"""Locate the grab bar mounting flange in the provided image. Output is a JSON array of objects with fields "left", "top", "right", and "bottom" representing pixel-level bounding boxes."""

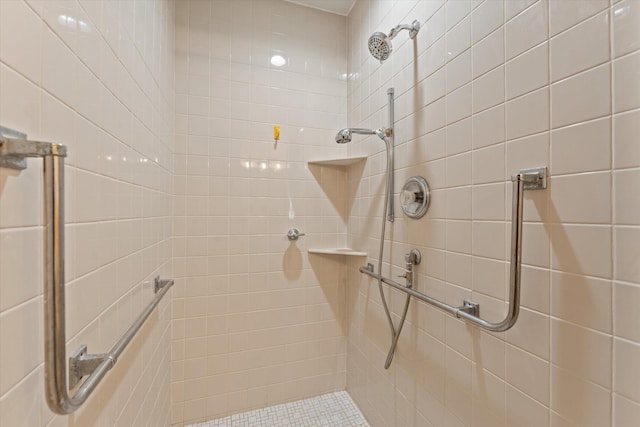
[
  {"left": 0, "top": 125, "right": 67, "bottom": 170},
  {"left": 0, "top": 125, "right": 27, "bottom": 169},
  {"left": 68, "top": 345, "right": 113, "bottom": 390},
  {"left": 456, "top": 300, "right": 479, "bottom": 318},
  {"left": 155, "top": 276, "right": 172, "bottom": 293},
  {"left": 517, "top": 166, "right": 546, "bottom": 190}
]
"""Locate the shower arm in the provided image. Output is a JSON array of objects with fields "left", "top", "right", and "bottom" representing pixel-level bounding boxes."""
[
  {"left": 388, "top": 20, "right": 420, "bottom": 40},
  {"left": 388, "top": 24, "right": 413, "bottom": 39}
]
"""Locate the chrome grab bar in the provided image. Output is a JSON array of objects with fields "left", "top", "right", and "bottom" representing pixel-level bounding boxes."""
[
  {"left": 359, "top": 167, "right": 547, "bottom": 333},
  {"left": 0, "top": 129, "right": 174, "bottom": 414}
]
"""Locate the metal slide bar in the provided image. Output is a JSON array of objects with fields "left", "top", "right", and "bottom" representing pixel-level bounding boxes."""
[
  {"left": 359, "top": 167, "right": 547, "bottom": 333},
  {"left": 386, "top": 88, "right": 394, "bottom": 222},
  {"left": 0, "top": 129, "right": 174, "bottom": 415}
]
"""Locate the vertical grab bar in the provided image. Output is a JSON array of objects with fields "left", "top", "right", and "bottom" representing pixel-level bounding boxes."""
[
  {"left": 0, "top": 131, "right": 174, "bottom": 415},
  {"left": 42, "top": 148, "right": 113, "bottom": 413},
  {"left": 454, "top": 168, "right": 544, "bottom": 331},
  {"left": 42, "top": 149, "right": 78, "bottom": 412}
]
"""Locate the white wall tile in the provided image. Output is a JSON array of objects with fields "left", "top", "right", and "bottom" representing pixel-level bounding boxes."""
[
  {"left": 614, "top": 226, "right": 640, "bottom": 284},
  {"left": 0, "top": 228, "right": 42, "bottom": 312},
  {"left": 446, "top": 83, "right": 472, "bottom": 123},
  {"left": 446, "top": 50, "right": 472, "bottom": 93},
  {"left": 0, "top": 298, "right": 41, "bottom": 396},
  {"left": 614, "top": 393, "right": 640, "bottom": 427},
  {"left": 614, "top": 282, "right": 640, "bottom": 342},
  {"left": 551, "top": 117, "right": 611, "bottom": 175},
  {"left": 614, "top": 338, "right": 640, "bottom": 402},
  {"left": 506, "top": 385, "right": 549, "bottom": 427},
  {"left": 551, "top": 224, "right": 611, "bottom": 279},
  {"left": 472, "top": 104, "right": 504, "bottom": 149},
  {"left": 472, "top": 257, "right": 507, "bottom": 299},
  {"left": 613, "top": 50, "right": 640, "bottom": 113},
  {"left": 507, "top": 307, "right": 550, "bottom": 360},
  {"left": 472, "top": 144, "right": 504, "bottom": 184},
  {"left": 0, "top": 369, "right": 41, "bottom": 427},
  {"left": 471, "top": 0, "right": 503, "bottom": 43},
  {"left": 614, "top": 170, "right": 640, "bottom": 225},
  {"left": 505, "top": 0, "right": 538, "bottom": 21},
  {"left": 0, "top": 0, "right": 42, "bottom": 85},
  {"left": 520, "top": 265, "right": 550, "bottom": 314},
  {"left": 506, "top": 0, "right": 548, "bottom": 60},
  {"left": 0, "top": 64, "right": 41, "bottom": 144},
  {"left": 446, "top": 16, "right": 471, "bottom": 61},
  {"left": 447, "top": 0, "right": 471, "bottom": 31},
  {"left": 551, "top": 64, "right": 611, "bottom": 128},
  {"left": 472, "top": 27, "right": 504, "bottom": 78},
  {"left": 472, "top": 366, "right": 505, "bottom": 427},
  {"left": 612, "top": 0, "right": 640, "bottom": 58},
  {"left": 551, "top": 319, "right": 612, "bottom": 388},
  {"left": 613, "top": 110, "right": 640, "bottom": 169},
  {"left": 506, "top": 41, "right": 548, "bottom": 100},
  {"left": 506, "top": 344, "right": 549, "bottom": 405},
  {"left": 551, "top": 365, "right": 611, "bottom": 427},
  {"left": 472, "top": 182, "right": 505, "bottom": 221},
  {"left": 473, "top": 65, "right": 504, "bottom": 113},
  {"left": 551, "top": 271, "right": 612, "bottom": 333},
  {"left": 549, "top": 0, "right": 609, "bottom": 36},
  {"left": 506, "top": 87, "right": 549, "bottom": 140},
  {"left": 42, "top": 26, "right": 79, "bottom": 110},
  {"left": 550, "top": 172, "right": 611, "bottom": 224},
  {"left": 550, "top": 11, "right": 610, "bottom": 82},
  {"left": 446, "top": 117, "right": 472, "bottom": 156}
]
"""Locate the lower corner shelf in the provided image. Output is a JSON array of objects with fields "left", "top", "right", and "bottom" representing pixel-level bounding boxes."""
[{"left": 308, "top": 248, "right": 367, "bottom": 256}]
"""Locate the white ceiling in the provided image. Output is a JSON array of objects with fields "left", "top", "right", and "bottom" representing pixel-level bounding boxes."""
[{"left": 283, "top": 0, "right": 357, "bottom": 16}]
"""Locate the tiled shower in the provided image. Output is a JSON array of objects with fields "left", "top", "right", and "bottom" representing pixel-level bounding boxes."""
[{"left": 0, "top": 0, "right": 638, "bottom": 426}]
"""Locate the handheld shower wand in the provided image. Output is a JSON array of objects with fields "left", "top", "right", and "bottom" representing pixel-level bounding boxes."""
[
  {"left": 335, "top": 90, "right": 412, "bottom": 370},
  {"left": 368, "top": 20, "right": 420, "bottom": 63},
  {"left": 334, "top": 127, "right": 390, "bottom": 144}
]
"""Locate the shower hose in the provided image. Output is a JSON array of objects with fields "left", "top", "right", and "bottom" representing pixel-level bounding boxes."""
[{"left": 377, "top": 144, "right": 412, "bottom": 369}]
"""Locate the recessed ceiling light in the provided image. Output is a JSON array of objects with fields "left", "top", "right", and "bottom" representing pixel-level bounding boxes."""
[{"left": 270, "top": 55, "right": 287, "bottom": 67}]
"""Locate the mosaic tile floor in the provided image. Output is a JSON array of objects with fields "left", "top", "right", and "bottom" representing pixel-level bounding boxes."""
[{"left": 188, "top": 391, "right": 369, "bottom": 427}]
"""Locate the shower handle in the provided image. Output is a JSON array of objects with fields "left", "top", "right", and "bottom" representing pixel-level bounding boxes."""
[
  {"left": 397, "top": 249, "right": 421, "bottom": 288},
  {"left": 287, "top": 228, "right": 305, "bottom": 241}
]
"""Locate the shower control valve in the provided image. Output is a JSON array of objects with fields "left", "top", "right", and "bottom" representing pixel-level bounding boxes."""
[
  {"left": 398, "top": 270, "right": 413, "bottom": 289},
  {"left": 405, "top": 249, "right": 421, "bottom": 267},
  {"left": 287, "top": 228, "right": 305, "bottom": 241},
  {"left": 399, "top": 249, "right": 422, "bottom": 288}
]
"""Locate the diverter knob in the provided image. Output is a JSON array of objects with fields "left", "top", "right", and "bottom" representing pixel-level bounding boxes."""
[{"left": 400, "top": 176, "right": 430, "bottom": 219}]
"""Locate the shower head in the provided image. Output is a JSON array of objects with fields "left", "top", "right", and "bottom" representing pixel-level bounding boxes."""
[
  {"left": 335, "top": 127, "right": 389, "bottom": 144},
  {"left": 368, "top": 32, "right": 392, "bottom": 63},
  {"left": 368, "top": 19, "right": 420, "bottom": 63},
  {"left": 335, "top": 128, "right": 355, "bottom": 144}
]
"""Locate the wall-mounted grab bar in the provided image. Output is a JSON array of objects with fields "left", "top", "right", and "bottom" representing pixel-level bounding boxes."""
[
  {"left": 359, "top": 167, "right": 547, "bottom": 333},
  {"left": 0, "top": 127, "right": 174, "bottom": 415}
]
